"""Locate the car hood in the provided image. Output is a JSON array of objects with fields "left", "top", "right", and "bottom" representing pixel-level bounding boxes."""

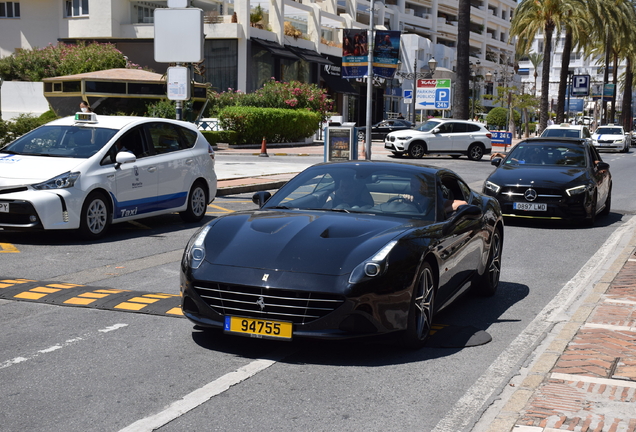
[
  {"left": 200, "top": 210, "right": 418, "bottom": 276},
  {"left": 488, "top": 164, "right": 589, "bottom": 188},
  {"left": 0, "top": 154, "right": 83, "bottom": 186},
  {"left": 592, "top": 133, "right": 623, "bottom": 140},
  {"left": 387, "top": 129, "right": 428, "bottom": 138}
]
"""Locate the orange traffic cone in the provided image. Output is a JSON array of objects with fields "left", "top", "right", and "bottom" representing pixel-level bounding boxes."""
[{"left": 259, "top": 137, "right": 268, "bottom": 157}]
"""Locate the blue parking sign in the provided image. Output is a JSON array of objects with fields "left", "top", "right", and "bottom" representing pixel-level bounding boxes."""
[{"left": 435, "top": 88, "right": 450, "bottom": 109}]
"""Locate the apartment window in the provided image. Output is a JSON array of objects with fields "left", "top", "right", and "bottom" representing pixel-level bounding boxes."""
[
  {"left": 0, "top": 2, "right": 21, "bottom": 18},
  {"left": 65, "top": 0, "right": 88, "bottom": 17},
  {"left": 132, "top": 2, "right": 166, "bottom": 24}
]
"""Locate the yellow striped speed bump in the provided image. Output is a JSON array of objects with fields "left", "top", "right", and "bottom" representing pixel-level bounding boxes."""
[{"left": 0, "top": 278, "right": 183, "bottom": 318}]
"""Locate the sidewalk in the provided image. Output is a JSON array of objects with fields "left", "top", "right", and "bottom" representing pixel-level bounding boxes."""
[{"left": 212, "top": 138, "right": 636, "bottom": 431}]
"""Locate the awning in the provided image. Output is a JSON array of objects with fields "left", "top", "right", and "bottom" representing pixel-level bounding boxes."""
[
  {"left": 252, "top": 38, "right": 299, "bottom": 60},
  {"left": 286, "top": 46, "right": 333, "bottom": 65},
  {"left": 321, "top": 72, "right": 358, "bottom": 95}
]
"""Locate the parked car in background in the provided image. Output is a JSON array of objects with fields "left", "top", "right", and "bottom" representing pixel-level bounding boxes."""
[
  {"left": 384, "top": 119, "right": 492, "bottom": 160},
  {"left": 540, "top": 123, "right": 592, "bottom": 144},
  {"left": 0, "top": 113, "right": 217, "bottom": 239},
  {"left": 591, "top": 125, "right": 629, "bottom": 152},
  {"left": 483, "top": 138, "right": 611, "bottom": 226},
  {"left": 358, "top": 119, "right": 414, "bottom": 140},
  {"left": 181, "top": 161, "right": 504, "bottom": 348}
]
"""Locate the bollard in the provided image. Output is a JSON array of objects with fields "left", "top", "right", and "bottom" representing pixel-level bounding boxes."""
[{"left": 259, "top": 137, "right": 269, "bottom": 157}]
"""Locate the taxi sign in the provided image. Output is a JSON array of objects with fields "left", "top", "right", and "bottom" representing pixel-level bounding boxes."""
[{"left": 74, "top": 112, "right": 98, "bottom": 123}]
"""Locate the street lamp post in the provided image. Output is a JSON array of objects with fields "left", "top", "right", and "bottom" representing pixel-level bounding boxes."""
[{"left": 397, "top": 56, "right": 437, "bottom": 125}]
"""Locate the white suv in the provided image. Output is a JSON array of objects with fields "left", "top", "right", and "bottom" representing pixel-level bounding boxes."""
[{"left": 384, "top": 119, "right": 492, "bottom": 160}]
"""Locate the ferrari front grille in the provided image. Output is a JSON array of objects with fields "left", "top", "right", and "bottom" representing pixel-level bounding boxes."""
[{"left": 193, "top": 283, "right": 345, "bottom": 325}]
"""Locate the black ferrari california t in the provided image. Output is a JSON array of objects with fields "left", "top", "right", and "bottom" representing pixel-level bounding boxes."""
[
  {"left": 483, "top": 138, "right": 611, "bottom": 225},
  {"left": 181, "top": 161, "right": 504, "bottom": 348}
]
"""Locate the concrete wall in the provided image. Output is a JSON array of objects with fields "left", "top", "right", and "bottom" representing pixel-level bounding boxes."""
[{"left": 0, "top": 82, "right": 50, "bottom": 120}]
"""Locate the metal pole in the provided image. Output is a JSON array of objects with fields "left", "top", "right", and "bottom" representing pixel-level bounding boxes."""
[
  {"left": 566, "top": 72, "right": 572, "bottom": 123},
  {"left": 175, "top": 62, "right": 183, "bottom": 121},
  {"left": 412, "top": 56, "right": 417, "bottom": 125},
  {"left": 364, "top": 0, "right": 375, "bottom": 160}
]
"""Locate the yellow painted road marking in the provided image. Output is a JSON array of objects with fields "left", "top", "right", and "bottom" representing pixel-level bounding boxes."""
[
  {"left": 0, "top": 243, "right": 19, "bottom": 253},
  {"left": 114, "top": 302, "right": 147, "bottom": 311},
  {"left": 78, "top": 292, "right": 110, "bottom": 299},
  {"left": 64, "top": 297, "right": 98, "bottom": 305},
  {"left": 15, "top": 292, "right": 47, "bottom": 300},
  {"left": 207, "top": 204, "right": 234, "bottom": 213},
  {"left": 31, "top": 287, "right": 61, "bottom": 294},
  {"left": 128, "top": 296, "right": 160, "bottom": 304},
  {"left": 166, "top": 307, "right": 183, "bottom": 316},
  {"left": 48, "top": 283, "right": 82, "bottom": 289}
]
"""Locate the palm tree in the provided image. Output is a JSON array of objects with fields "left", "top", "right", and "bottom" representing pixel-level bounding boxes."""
[
  {"left": 527, "top": 52, "right": 543, "bottom": 97},
  {"left": 511, "top": 1, "right": 560, "bottom": 133},
  {"left": 453, "top": 0, "right": 472, "bottom": 120}
]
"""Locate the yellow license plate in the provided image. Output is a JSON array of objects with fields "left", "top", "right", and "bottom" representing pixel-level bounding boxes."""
[{"left": 224, "top": 316, "right": 293, "bottom": 340}]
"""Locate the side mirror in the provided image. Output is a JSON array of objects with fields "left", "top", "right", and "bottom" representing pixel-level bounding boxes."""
[
  {"left": 491, "top": 157, "right": 502, "bottom": 167},
  {"left": 596, "top": 161, "right": 610, "bottom": 171},
  {"left": 441, "top": 205, "right": 483, "bottom": 236},
  {"left": 252, "top": 191, "right": 272, "bottom": 207},
  {"left": 432, "top": 128, "right": 440, "bottom": 134},
  {"left": 115, "top": 151, "right": 136, "bottom": 169}
]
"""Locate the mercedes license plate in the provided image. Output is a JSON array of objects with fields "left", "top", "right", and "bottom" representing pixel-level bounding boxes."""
[
  {"left": 224, "top": 316, "right": 292, "bottom": 340},
  {"left": 513, "top": 202, "right": 547, "bottom": 211},
  {"left": 0, "top": 203, "right": 8, "bottom": 213}
]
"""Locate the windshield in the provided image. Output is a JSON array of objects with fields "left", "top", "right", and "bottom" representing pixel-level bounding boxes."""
[
  {"left": 595, "top": 127, "right": 623, "bottom": 135},
  {"left": 416, "top": 120, "right": 441, "bottom": 132},
  {"left": 1, "top": 125, "right": 118, "bottom": 158},
  {"left": 263, "top": 165, "right": 438, "bottom": 221},
  {"left": 504, "top": 144, "right": 587, "bottom": 167}
]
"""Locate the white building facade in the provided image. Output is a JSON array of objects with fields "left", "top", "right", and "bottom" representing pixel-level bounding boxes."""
[{"left": 0, "top": 0, "right": 518, "bottom": 124}]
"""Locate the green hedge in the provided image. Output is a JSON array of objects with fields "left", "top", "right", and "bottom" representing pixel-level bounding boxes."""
[
  {"left": 218, "top": 106, "right": 321, "bottom": 144},
  {"left": 201, "top": 130, "right": 239, "bottom": 146}
]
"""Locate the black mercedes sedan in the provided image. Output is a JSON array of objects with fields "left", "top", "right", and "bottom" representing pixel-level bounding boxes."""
[
  {"left": 357, "top": 119, "right": 414, "bottom": 140},
  {"left": 483, "top": 138, "right": 611, "bottom": 225},
  {"left": 180, "top": 161, "right": 504, "bottom": 348}
]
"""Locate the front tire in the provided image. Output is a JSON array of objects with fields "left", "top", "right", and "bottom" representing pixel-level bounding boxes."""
[
  {"left": 180, "top": 181, "right": 208, "bottom": 223},
  {"left": 473, "top": 228, "right": 502, "bottom": 296},
  {"left": 79, "top": 191, "right": 111, "bottom": 240},
  {"left": 409, "top": 142, "right": 426, "bottom": 159},
  {"left": 401, "top": 262, "right": 436, "bottom": 349},
  {"left": 467, "top": 143, "right": 485, "bottom": 161}
]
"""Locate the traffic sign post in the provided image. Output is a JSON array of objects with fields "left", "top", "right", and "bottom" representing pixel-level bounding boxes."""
[{"left": 415, "top": 79, "right": 452, "bottom": 111}]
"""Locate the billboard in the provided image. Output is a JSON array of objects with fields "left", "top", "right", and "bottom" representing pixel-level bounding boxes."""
[{"left": 342, "top": 29, "right": 401, "bottom": 79}]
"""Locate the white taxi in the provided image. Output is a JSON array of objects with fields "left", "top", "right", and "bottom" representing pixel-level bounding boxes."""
[
  {"left": 591, "top": 125, "right": 629, "bottom": 153},
  {"left": 0, "top": 113, "right": 217, "bottom": 239}
]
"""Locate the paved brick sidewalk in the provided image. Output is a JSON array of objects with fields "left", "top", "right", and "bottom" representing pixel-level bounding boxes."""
[{"left": 483, "top": 228, "right": 636, "bottom": 432}]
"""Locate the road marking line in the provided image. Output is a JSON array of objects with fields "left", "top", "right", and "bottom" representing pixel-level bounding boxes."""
[
  {"left": 0, "top": 243, "right": 19, "bottom": 253},
  {"left": 1, "top": 325, "right": 129, "bottom": 370},
  {"left": 605, "top": 298, "right": 636, "bottom": 306},
  {"left": 118, "top": 349, "right": 294, "bottom": 432}
]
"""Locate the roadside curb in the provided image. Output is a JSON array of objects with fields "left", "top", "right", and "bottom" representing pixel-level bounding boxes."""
[
  {"left": 216, "top": 173, "right": 297, "bottom": 196},
  {"left": 479, "top": 219, "right": 636, "bottom": 431}
]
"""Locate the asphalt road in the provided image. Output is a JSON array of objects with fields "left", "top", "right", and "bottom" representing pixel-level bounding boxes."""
[{"left": 1, "top": 149, "right": 635, "bottom": 432}]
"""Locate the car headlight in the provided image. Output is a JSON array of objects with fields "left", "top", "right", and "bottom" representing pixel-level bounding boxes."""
[
  {"left": 398, "top": 136, "right": 411, "bottom": 140},
  {"left": 348, "top": 240, "right": 398, "bottom": 284},
  {"left": 183, "top": 224, "right": 212, "bottom": 269},
  {"left": 32, "top": 171, "right": 80, "bottom": 190},
  {"left": 614, "top": 139, "right": 624, "bottom": 143},
  {"left": 484, "top": 180, "right": 501, "bottom": 194},
  {"left": 566, "top": 185, "right": 587, "bottom": 196}
]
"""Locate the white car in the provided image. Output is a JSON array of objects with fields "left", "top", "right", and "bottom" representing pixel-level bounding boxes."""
[
  {"left": 0, "top": 113, "right": 217, "bottom": 239},
  {"left": 540, "top": 123, "right": 592, "bottom": 144},
  {"left": 591, "top": 125, "right": 629, "bottom": 153},
  {"left": 384, "top": 119, "right": 492, "bottom": 160}
]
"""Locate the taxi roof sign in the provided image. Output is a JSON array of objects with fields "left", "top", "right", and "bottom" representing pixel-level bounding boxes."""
[{"left": 74, "top": 112, "right": 98, "bottom": 123}]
